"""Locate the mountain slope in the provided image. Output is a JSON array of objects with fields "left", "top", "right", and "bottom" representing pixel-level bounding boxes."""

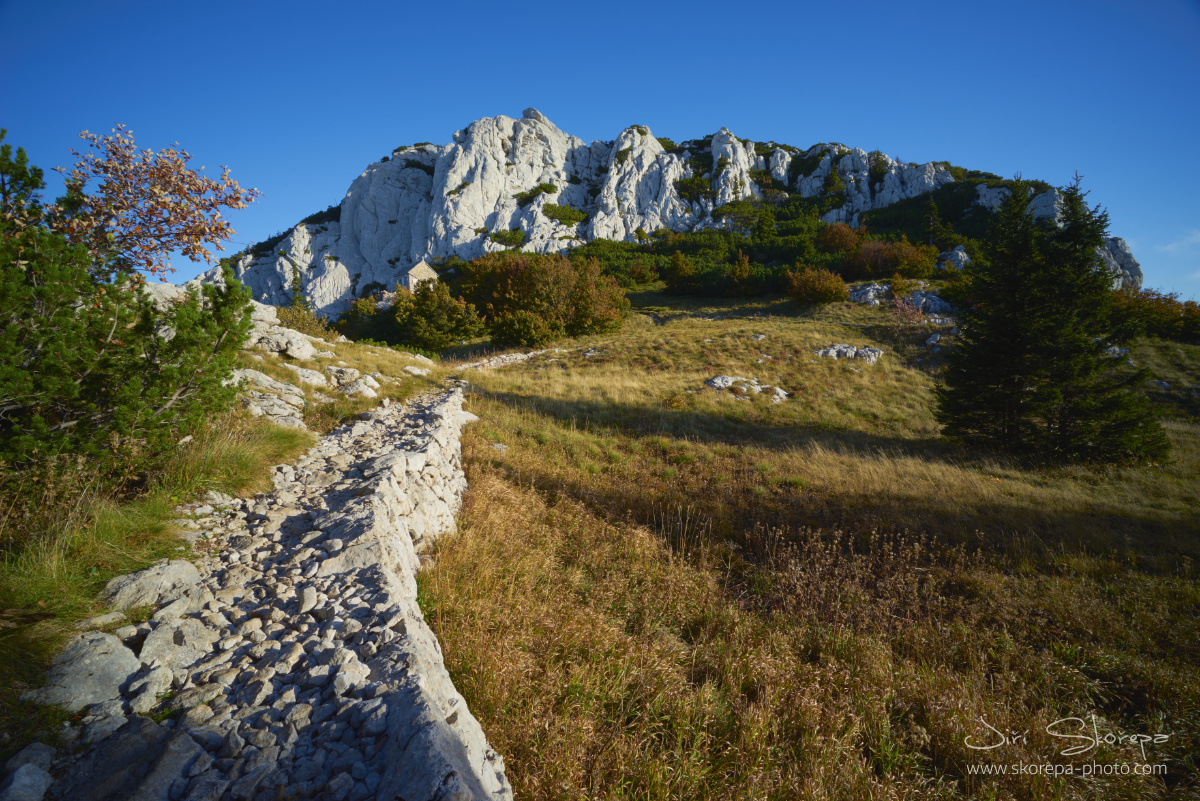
[{"left": 206, "top": 108, "right": 1142, "bottom": 316}]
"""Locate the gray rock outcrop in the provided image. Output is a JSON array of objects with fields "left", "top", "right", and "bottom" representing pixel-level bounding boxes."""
[
  {"left": 0, "top": 764, "right": 53, "bottom": 801},
  {"left": 21, "top": 632, "right": 141, "bottom": 712},
  {"left": 705, "top": 375, "right": 788, "bottom": 403},
  {"left": 816, "top": 344, "right": 885, "bottom": 365},
  {"left": 99, "top": 560, "right": 201, "bottom": 611}
]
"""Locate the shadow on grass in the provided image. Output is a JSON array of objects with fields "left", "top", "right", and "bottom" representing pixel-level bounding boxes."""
[
  {"left": 476, "top": 386, "right": 957, "bottom": 458},
  {"left": 470, "top": 388, "right": 1200, "bottom": 561}
]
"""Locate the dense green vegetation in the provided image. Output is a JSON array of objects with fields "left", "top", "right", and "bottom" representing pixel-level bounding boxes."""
[
  {"left": 514, "top": 182, "right": 557, "bottom": 207},
  {"left": 542, "top": 203, "right": 589, "bottom": 226},
  {"left": 0, "top": 129, "right": 255, "bottom": 479},
  {"left": 489, "top": 228, "right": 526, "bottom": 248}
]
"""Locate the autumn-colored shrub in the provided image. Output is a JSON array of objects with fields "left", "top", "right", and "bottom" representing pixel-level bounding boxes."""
[
  {"left": 848, "top": 235, "right": 938, "bottom": 279},
  {"left": 277, "top": 304, "right": 336, "bottom": 339},
  {"left": 459, "top": 253, "right": 630, "bottom": 348},
  {"left": 1109, "top": 287, "right": 1200, "bottom": 344},
  {"left": 816, "top": 222, "right": 860, "bottom": 255},
  {"left": 889, "top": 272, "right": 916, "bottom": 298},
  {"left": 629, "top": 260, "right": 659, "bottom": 284},
  {"left": 786, "top": 266, "right": 849, "bottom": 305}
]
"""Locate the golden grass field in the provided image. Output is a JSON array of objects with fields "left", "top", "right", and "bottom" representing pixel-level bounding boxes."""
[{"left": 421, "top": 294, "right": 1200, "bottom": 799}]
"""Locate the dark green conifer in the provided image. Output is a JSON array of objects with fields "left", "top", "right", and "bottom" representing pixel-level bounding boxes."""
[{"left": 935, "top": 180, "right": 1169, "bottom": 462}]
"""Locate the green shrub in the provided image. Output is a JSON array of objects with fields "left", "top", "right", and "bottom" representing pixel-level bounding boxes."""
[
  {"left": 299, "top": 204, "right": 341, "bottom": 226},
  {"left": 615, "top": 148, "right": 632, "bottom": 166},
  {"left": 335, "top": 295, "right": 398, "bottom": 343},
  {"left": 655, "top": 138, "right": 676, "bottom": 152},
  {"left": 489, "top": 229, "right": 526, "bottom": 248},
  {"left": 359, "top": 281, "right": 386, "bottom": 298},
  {"left": 868, "top": 150, "right": 888, "bottom": 187},
  {"left": 823, "top": 164, "right": 845, "bottom": 195},
  {"left": 402, "top": 159, "right": 435, "bottom": 177},
  {"left": 0, "top": 232, "right": 251, "bottom": 470},
  {"left": 543, "top": 204, "right": 588, "bottom": 226},
  {"left": 788, "top": 152, "right": 823, "bottom": 184},
  {"left": 785, "top": 266, "right": 848, "bottom": 304},
  {"left": 674, "top": 175, "right": 714, "bottom": 204},
  {"left": 459, "top": 253, "right": 629, "bottom": 347},
  {"left": 393, "top": 281, "right": 484, "bottom": 351},
  {"left": 514, "top": 183, "right": 556, "bottom": 207},
  {"left": 490, "top": 309, "right": 560, "bottom": 348}
]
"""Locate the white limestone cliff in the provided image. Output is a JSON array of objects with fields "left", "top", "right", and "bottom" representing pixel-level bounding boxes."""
[{"left": 204, "top": 108, "right": 1143, "bottom": 315}]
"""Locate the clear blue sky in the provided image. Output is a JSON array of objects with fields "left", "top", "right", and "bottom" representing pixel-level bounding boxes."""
[{"left": 3, "top": 0, "right": 1198, "bottom": 296}]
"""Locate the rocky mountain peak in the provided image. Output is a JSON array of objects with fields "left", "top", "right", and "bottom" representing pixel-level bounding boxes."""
[{"left": 206, "top": 110, "right": 1143, "bottom": 316}]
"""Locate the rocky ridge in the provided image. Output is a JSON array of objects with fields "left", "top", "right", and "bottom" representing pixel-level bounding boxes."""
[
  {"left": 18, "top": 388, "right": 511, "bottom": 801},
  {"left": 204, "top": 109, "right": 1142, "bottom": 317}
]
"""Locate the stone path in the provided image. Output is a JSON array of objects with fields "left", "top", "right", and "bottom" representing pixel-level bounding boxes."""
[{"left": 15, "top": 387, "right": 510, "bottom": 801}]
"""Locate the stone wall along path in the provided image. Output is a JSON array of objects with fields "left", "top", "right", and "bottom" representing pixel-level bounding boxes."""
[{"left": 28, "top": 387, "right": 510, "bottom": 801}]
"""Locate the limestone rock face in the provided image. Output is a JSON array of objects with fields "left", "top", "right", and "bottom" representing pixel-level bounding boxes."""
[
  {"left": 200, "top": 108, "right": 1145, "bottom": 314},
  {"left": 794, "top": 146, "right": 955, "bottom": 225},
  {"left": 591, "top": 125, "right": 696, "bottom": 242},
  {"left": 1097, "top": 237, "right": 1144, "bottom": 290}
]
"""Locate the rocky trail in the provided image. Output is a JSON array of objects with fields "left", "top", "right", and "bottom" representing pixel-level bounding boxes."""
[{"left": 6, "top": 388, "right": 510, "bottom": 801}]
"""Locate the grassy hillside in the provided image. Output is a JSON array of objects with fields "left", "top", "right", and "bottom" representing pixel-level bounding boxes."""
[{"left": 424, "top": 294, "right": 1200, "bottom": 799}]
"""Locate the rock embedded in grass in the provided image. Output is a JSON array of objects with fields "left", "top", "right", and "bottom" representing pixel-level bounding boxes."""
[
  {"left": 99, "top": 560, "right": 201, "bottom": 611},
  {"left": 815, "top": 344, "right": 884, "bottom": 365},
  {"left": 705, "top": 376, "right": 788, "bottom": 403},
  {"left": 20, "top": 632, "right": 141, "bottom": 712}
]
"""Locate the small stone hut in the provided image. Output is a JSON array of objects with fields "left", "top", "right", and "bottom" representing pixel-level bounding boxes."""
[{"left": 398, "top": 259, "right": 439, "bottom": 291}]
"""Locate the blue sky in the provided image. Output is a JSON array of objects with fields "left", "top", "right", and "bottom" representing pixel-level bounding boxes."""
[{"left": 2, "top": 0, "right": 1198, "bottom": 296}]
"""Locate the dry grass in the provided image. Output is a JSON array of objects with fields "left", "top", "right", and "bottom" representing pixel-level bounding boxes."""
[
  {"left": 0, "top": 411, "right": 313, "bottom": 760},
  {"left": 421, "top": 296, "right": 1200, "bottom": 799}
]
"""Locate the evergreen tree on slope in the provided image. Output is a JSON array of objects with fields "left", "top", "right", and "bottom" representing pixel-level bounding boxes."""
[{"left": 935, "top": 179, "right": 1168, "bottom": 462}]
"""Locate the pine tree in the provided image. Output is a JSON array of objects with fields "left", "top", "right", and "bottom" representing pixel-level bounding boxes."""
[
  {"left": 289, "top": 262, "right": 309, "bottom": 312},
  {"left": 935, "top": 180, "right": 1169, "bottom": 462}
]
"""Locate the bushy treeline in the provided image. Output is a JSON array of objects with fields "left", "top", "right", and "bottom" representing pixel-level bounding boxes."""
[
  {"left": 1109, "top": 288, "right": 1200, "bottom": 345},
  {"left": 335, "top": 253, "right": 629, "bottom": 350},
  {"left": 566, "top": 198, "right": 941, "bottom": 297},
  {"left": 0, "top": 128, "right": 256, "bottom": 480}
]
